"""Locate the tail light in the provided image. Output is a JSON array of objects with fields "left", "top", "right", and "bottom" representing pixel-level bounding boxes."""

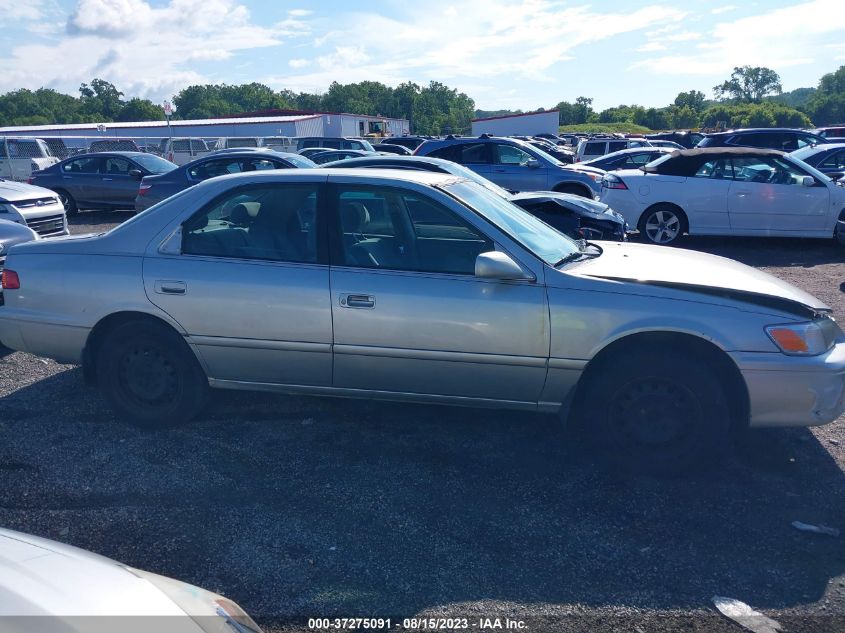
[
  {"left": 138, "top": 183, "right": 152, "bottom": 196},
  {"left": 167, "top": 152, "right": 174, "bottom": 162},
  {"left": 1, "top": 269, "right": 20, "bottom": 290},
  {"left": 27, "top": 176, "right": 35, "bottom": 184},
  {"left": 602, "top": 174, "right": 628, "bottom": 190}
]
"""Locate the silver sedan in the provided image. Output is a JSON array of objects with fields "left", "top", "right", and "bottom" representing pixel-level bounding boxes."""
[{"left": 1, "top": 169, "right": 844, "bottom": 472}]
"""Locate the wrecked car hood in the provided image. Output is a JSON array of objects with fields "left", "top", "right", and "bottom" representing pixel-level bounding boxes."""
[{"left": 564, "top": 241, "right": 830, "bottom": 314}]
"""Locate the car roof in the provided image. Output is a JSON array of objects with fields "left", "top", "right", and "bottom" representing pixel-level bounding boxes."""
[
  {"left": 201, "top": 167, "right": 463, "bottom": 187},
  {"left": 670, "top": 147, "right": 785, "bottom": 157},
  {"left": 62, "top": 151, "right": 148, "bottom": 159},
  {"left": 705, "top": 128, "right": 819, "bottom": 136},
  {"left": 592, "top": 147, "right": 670, "bottom": 157}
]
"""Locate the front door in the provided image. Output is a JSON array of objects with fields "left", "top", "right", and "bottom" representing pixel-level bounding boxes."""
[
  {"left": 490, "top": 143, "right": 546, "bottom": 192},
  {"left": 143, "top": 181, "right": 333, "bottom": 386},
  {"left": 90, "top": 156, "right": 141, "bottom": 208},
  {"left": 728, "top": 156, "right": 830, "bottom": 233},
  {"left": 328, "top": 182, "right": 549, "bottom": 404}
]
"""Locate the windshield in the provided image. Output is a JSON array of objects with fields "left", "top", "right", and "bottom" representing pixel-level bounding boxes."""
[
  {"left": 133, "top": 154, "right": 177, "bottom": 174},
  {"left": 443, "top": 180, "right": 580, "bottom": 264}
]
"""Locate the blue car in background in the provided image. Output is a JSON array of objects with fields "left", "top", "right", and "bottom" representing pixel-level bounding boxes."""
[{"left": 414, "top": 135, "right": 604, "bottom": 198}]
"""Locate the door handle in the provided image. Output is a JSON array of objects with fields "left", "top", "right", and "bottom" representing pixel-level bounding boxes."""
[
  {"left": 154, "top": 280, "right": 187, "bottom": 295},
  {"left": 62, "top": 176, "right": 72, "bottom": 179},
  {"left": 339, "top": 293, "right": 375, "bottom": 309},
  {"left": 735, "top": 190, "right": 751, "bottom": 197},
  {"left": 101, "top": 177, "right": 113, "bottom": 181}
]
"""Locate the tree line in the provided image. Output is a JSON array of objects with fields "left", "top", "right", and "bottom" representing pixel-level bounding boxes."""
[{"left": 1, "top": 65, "right": 844, "bottom": 134}]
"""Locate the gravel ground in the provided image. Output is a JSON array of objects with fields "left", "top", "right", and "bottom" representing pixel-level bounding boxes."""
[{"left": 1, "top": 211, "right": 845, "bottom": 632}]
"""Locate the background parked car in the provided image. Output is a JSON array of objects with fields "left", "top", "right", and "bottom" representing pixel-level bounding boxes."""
[
  {"left": 528, "top": 140, "right": 575, "bottom": 163},
  {"left": 0, "top": 137, "right": 59, "bottom": 181},
  {"left": 212, "top": 136, "right": 261, "bottom": 150},
  {"left": 645, "top": 131, "right": 704, "bottom": 148},
  {"left": 87, "top": 139, "right": 140, "bottom": 153},
  {"left": 599, "top": 147, "right": 845, "bottom": 245},
  {"left": 296, "top": 136, "right": 375, "bottom": 152},
  {"left": 647, "top": 140, "right": 685, "bottom": 150},
  {"left": 575, "top": 137, "right": 652, "bottom": 162},
  {"left": 299, "top": 147, "right": 333, "bottom": 159},
  {"left": 372, "top": 143, "right": 413, "bottom": 155},
  {"left": 416, "top": 135, "right": 604, "bottom": 197},
  {"left": 813, "top": 125, "right": 845, "bottom": 138},
  {"left": 0, "top": 178, "right": 67, "bottom": 238},
  {"left": 0, "top": 218, "right": 38, "bottom": 272},
  {"left": 581, "top": 147, "right": 673, "bottom": 171},
  {"left": 698, "top": 128, "right": 828, "bottom": 151},
  {"left": 321, "top": 154, "right": 626, "bottom": 240},
  {"left": 135, "top": 150, "right": 315, "bottom": 212},
  {"left": 30, "top": 152, "right": 177, "bottom": 215},
  {"left": 380, "top": 136, "right": 427, "bottom": 151},
  {"left": 0, "top": 527, "right": 263, "bottom": 631},
  {"left": 789, "top": 142, "right": 845, "bottom": 180},
  {"left": 309, "top": 149, "right": 375, "bottom": 165},
  {"left": 160, "top": 137, "right": 212, "bottom": 165}
]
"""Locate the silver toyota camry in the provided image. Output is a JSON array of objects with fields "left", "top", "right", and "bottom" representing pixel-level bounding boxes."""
[{"left": 1, "top": 169, "right": 843, "bottom": 470}]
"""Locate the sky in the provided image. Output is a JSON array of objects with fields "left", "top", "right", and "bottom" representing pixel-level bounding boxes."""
[{"left": 1, "top": 0, "right": 844, "bottom": 113}]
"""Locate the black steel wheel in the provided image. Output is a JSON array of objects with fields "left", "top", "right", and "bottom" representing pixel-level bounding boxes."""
[{"left": 96, "top": 319, "right": 208, "bottom": 429}]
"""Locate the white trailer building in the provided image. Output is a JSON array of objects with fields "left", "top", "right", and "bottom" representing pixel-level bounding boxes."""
[{"left": 471, "top": 109, "right": 560, "bottom": 137}]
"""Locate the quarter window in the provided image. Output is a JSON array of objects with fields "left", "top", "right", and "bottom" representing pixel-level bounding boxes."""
[
  {"left": 182, "top": 184, "right": 319, "bottom": 263},
  {"left": 336, "top": 186, "right": 491, "bottom": 275}
]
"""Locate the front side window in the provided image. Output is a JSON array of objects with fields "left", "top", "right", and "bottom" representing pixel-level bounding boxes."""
[
  {"left": 182, "top": 184, "right": 319, "bottom": 263},
  {"left": 621, "top": 152, "right": 657, "bottom": 168},
  {"left": 244, "top": 158, "right": 282, "bottom": 171},
  {"left": 493, "top": 144, "right": 534, "bottom": 166},
  {"left": 608, "top": 141, "right": 627, "bottom": 152},
  {"left": 102, "top": 157, "right": 132, "bottom": 175},
  {"left": 820, "top": 150, "right": 845, "bottom": 171},
  {"left": 732, "top": 156, "right": 806, "bottom": 185},
  {"left": 336, "top": 186, "right": 491, "bottom": 275}
]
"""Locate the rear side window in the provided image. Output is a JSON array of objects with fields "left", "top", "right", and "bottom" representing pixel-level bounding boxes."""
[
  {"left": 63, "top": 157, "right": 101, "bottom": 173},
  {"left": 583, "top": 142, "right": 605, "bottom": 156},
  {"left": 188, "top": 158, "right": 242, "bottom": 180},
  {"left": 429, "top": 143, "right": 490, "bottom": 164},
  {"left": 819, "top": 150, "right": 845, "bottom": 170},
  {"left": 608, "top": 141, "right": 627, "bottom": 152}
]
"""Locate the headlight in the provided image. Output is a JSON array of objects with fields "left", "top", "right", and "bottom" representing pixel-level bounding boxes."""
[{"left": 765, "top": 318, "right": 841, "bottom": 356}]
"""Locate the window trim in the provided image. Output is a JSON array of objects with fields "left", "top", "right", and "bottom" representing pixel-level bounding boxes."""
[{"left": 177, "top": 182, "right": 329, "bottom": 265}]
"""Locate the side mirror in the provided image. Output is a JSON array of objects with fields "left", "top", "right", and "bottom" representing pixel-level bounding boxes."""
[
  {"left": 475, "top": 251, "right": 534, "bottom": 281},
  {"left": 526, "top": 159, "right": 541, "bottom": 169},
  {"left": 801, "top": 176, "right": 816, "bottom": 187},
  {"left": 128, "top": 169, "right": 143, "bottom": 179}
]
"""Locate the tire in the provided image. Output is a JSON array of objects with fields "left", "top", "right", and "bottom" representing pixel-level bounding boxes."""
[
  {"left": 55, "top": 189, "right": 78, "bottom": 216},
  {"left": 638, "top": 204, "right": 686, "bottom": 245},
  {"left": 554, "top": 184, "right": 592, "bottom": 198},
  {"left": 573, "top": 349, "right": 731, "bottom": 475},
  {"left": 95, "top": 320, "right": 209, "bottom": 429},
  {"left": 835, "top": 219, "right": 845, "bottom": 246}
]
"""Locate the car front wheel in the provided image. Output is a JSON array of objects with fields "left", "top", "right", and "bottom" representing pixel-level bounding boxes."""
[
  {"left": 96, "top": 319, "right": 209, "bottom": 429},
  {"left": 574, "top": 349, "right": 731, "bottom": 474},
  {"left": 54, "top": 189, "right": 78, "bottom": 216},
  {"left": 639, "top": 204, "right": 685, "bottom": 245}
]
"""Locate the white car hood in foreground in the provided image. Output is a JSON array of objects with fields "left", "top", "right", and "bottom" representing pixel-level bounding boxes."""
[
  {"left": 568, "top": 241, "right": 830, "bottom": 313},
  {"left": 0, "top": 529, "right": 187, "bottom": 618}
]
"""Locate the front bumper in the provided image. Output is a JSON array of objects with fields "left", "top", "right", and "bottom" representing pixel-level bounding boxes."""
[{"left": 731, "top": 342, "right": 845, "bottom": 427}]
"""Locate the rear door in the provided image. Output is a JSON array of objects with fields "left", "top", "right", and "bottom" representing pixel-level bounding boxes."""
[
  {"left": 58, "top": 156, "right": 102, "bottom": 205},
  {"left": 143, "top": 181, "right": 332, "bottom": 385},
  {"left": 728, "top": 155, "right": 830, "bottom": 233},
  {"left": 429, "top": 143, "right": 493, "bottom": 181}
]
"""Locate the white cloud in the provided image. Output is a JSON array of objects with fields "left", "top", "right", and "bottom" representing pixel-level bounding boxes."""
[
  {"left": 631, "top": 0, "right": 844, "bottom": 76},
  {"left": 0, "top": 0, "right": 43, "bottom": 20},
  {"left": 0, "top": 0, "right": 290, "bottom": 100},
  {"left": 289, "top": 58, "right": 310, "bottom": 68},
  {"left": 263, "top": 0, "right": 687, "bottom": 96},
  {"left": 711, "top": 5, "right": 737, "bottom": 14},
  {"left": 636, "top": 42, "right": 667, "bottom": 52},
  {"left": 288, "top": 9, "right": 311, "bottom": 17}
]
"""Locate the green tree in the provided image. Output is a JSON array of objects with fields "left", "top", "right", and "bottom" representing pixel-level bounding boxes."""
[
  {"left": 674, "top": 90, "right": 706, "bottom": 111},
  {"left": 116, "top": 98, "right": 165, "bottom": 122},
  {"left": 806, "top": 65, "right": 845, "bottom": 125},
  {"left": 714, "top": 66, "right": 782, "bottom": 103},
  {"left": 79, "top": 78, "right": 124, "bottom": 120}
]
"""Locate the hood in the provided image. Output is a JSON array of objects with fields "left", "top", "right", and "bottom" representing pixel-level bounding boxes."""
[
  {"left": 511, "top": 191, "right": 621, "bottom": 222},
  {"left": 0, "top": 180, "right": 59, "bottom": 203},
  {"left": 564, "top": 165, "right": 606, "bottom": 177},
  {"left": 568, "top": 241, "right": 830, "bottom": 316},
  {"left": 0, "top": 529, "right": 186, "bottom": 617}
]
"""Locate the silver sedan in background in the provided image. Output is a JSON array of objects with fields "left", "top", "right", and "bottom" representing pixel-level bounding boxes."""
[{"left": 1, "top": 169, "right": 844, "bottom": 473}]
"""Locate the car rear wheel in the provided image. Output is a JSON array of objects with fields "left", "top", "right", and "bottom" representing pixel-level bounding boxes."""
[
  {"left": 574, "top": 350, "right": 731, "bottom": 474},
  {"left": 96, "top": 320, "right": 209, "bottom": 429},
  {"left": 639, "top": 204, "right": 685, "bottom": 245},
  {"left": 54, "top": 189, "right": 78, "bottom": 216}
]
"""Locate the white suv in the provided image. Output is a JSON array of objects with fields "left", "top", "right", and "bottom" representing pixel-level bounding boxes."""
[
  {"left": 0, "top": 137, "right": 59, "bottom": 181},
  {"left": 575, "top": 137, "right": 652, "bottom": 162}
]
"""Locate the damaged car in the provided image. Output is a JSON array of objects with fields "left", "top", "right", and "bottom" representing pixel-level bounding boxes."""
[{"left": 1, "top": 169, "right": 843, "bottom": 474}]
